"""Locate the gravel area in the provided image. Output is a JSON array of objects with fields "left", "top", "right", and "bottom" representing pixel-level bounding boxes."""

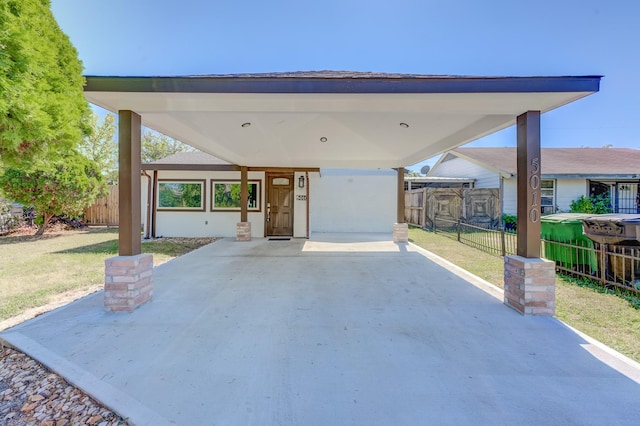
[{"left": 0, "top": 347, "right": 128, "bottom": 426}]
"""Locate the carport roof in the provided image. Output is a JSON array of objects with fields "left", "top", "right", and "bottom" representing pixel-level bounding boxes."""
[{"left": 84, "top": 71, "right": 601, "bottom": 168}]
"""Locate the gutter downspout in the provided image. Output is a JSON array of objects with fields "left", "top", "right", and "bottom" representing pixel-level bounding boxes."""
[
  {"left": 500, "top": 175, "right": 505, "bottom": 223},
  {"left": 305, "top": 171, "right": 310, "bottom": 239},
  {"left": 151, "top": 170, "right": 158, "bottom": 238},
  {"left": 142, "top": 171, "right": 152, "bottom": 239}
]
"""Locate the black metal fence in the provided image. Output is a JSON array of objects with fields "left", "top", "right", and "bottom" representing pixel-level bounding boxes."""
[{"left": 429, "top": 217, "right": 640, "bottom": 293}]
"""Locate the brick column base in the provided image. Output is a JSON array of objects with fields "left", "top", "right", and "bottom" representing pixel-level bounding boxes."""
[
  {"left": 104, "top": 254, "right": 153, "bottom": 312},
  {"left": 393, "top": 223, "right": 409, "bottom": 243},
  {"left": 236, "top": 222, "right": 251, "bottom": 241},
  {"left": 504, "top": 255, "right": 555, "bottom": 316}
]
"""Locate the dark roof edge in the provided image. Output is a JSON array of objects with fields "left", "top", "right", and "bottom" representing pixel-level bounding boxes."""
[
  {"left": 141, "top": 164, "right": 240, "bottom": 171},
  {"left": 84, "top": 75, "right": 602, "bottom": 95}
]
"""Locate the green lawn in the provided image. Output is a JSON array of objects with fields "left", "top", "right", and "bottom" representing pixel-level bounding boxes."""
[
  {"left": 409, "top": 226, "right": 640, "bottom": 363},
  {"left": 0, "top": 227, "right": 215, "bottom": 322}
]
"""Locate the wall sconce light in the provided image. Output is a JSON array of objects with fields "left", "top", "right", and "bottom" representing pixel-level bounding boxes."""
[{"left": 298, "top": 175, "right": 305, "bottom": 189}]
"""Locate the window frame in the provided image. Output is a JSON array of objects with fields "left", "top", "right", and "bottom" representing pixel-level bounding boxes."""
[
  {"left": 210, "top": 179, "right": 261, "bottom": 212},
  {"left": 157, "top": 179, "right": 206, "bottom": 212},
  {"left": 540, "top": 179, "right": 555, "bottom": 215}
]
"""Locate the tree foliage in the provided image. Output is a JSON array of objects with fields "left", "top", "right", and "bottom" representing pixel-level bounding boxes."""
[
  {"left": 0, "top": 0, "right": 91, "bottom": 166},
  {"left": 78, "top": 113, "right": 117, "bottom": 183},
  {"left": 0, "top": 152, "right": 106, "bottom": 235},
  {"left": 141, "top": 130, "right": 195, "bottom": 164}
]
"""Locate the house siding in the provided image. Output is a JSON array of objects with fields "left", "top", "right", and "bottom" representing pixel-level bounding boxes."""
[
  {"left": 556, "top": 179, "right": 587, "bottom": 212},
  {"left": 503, "top": 178, "right": 517, "bottom": 215},
  {"left": 501, "top": 178, "right": 586, "bottom": 215},
  {"left": 431, "top": 157, "right": 499, "bottom": 187}
]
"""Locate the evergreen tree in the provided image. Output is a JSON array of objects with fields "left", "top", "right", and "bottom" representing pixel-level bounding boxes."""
[{"left": 0, "top": 0, "right": 91, "bottom": 166}]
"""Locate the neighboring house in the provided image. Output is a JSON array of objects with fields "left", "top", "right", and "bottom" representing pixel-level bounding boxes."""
[
  {"left": 427, "top": 147, "right": 640, "bottom": 215},
  {"left": 141, "top": 152, "right": 396, "bottom": 238},
  {"left": 0, "top": 197, "right": 23, "bottom": 217}
]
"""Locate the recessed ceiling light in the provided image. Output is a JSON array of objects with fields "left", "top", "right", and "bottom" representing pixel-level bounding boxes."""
[
  {"left": 241, "top": 122, "right": 251, "bottom": 128},
  {"left": 399, "top": 122, "right": 409, "bottom": 128},
  {"left": 320, "top": 137, "right": 328, "bottom": 143}
]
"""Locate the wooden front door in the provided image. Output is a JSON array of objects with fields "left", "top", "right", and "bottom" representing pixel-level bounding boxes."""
[{"left": 266, "top": 174, "right": 294, "bottom": 236}]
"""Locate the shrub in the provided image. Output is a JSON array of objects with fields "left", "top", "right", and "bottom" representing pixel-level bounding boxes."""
[
  {"left": 569, "top": 194, "right": 612, "bottom": 214},
  {"left": 502, "top": 214, "right": 517, "bottom": 231}
]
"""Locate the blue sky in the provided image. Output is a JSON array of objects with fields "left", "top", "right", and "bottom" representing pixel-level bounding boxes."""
[{"left": 51, "top": 0, "right": 639, "bottom": 172}]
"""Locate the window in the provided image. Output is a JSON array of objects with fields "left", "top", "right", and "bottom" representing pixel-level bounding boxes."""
[
  {"left": 211, "top": 180, "right": 261, "bottom": 211},
  {"left": 158, "top": 180, "right": 205, "bottom": 211},
  {"left": 541, "top": 180, "right": 555, "bottom": 214}
]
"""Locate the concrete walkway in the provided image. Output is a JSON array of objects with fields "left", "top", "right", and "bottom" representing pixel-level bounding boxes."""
[{"left": 2, "top": 234, "right": 640, "bottom": 425}]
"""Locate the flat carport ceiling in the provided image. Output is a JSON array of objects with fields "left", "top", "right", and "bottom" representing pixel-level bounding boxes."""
[{"left": 84, "top": 72, "right": 600, "bottom": 168}]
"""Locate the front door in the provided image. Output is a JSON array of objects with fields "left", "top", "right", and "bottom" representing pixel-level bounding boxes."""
[{"left": 266, "top": 174, "right": 294, "bottom": 236}]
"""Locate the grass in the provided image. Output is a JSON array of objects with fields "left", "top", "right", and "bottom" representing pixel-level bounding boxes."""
[
  {"left": 0, "top": 227, "right": 215, "bottom": 322},
  {"left": 409, "top": 226, "right": 640, "bottom": 363}
]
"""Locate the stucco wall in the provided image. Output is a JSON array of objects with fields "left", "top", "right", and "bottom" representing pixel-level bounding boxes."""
[
  {"left": 309, "top": 169, "right": 397, "bottom": 233},
  {"left": 147, "top": 168, "right": 397, "bottom": 237},
  {"left": 151, "top": 170, "right": 265, "bottom": 238}
]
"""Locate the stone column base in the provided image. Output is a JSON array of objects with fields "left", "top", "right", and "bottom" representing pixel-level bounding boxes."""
[
  {"left": 236, "top": 222, "right": 251, "bottom": 241},
  {"left": 504, "top": 255, "right": 555, "bottom": 316},
  {"left": 104, "top": 254, "right": 153, "bottom": 312},
  {"left": 393, "top": 223, "right": 409, "bottom": 243}
]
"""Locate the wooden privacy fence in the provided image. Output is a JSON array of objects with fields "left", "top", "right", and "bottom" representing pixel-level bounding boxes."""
[
  {"left": 83, "top": 185, "right": 119, "bottom": 225},
  {"left": 405, "top": 187, "right": 500, "bottom": 229}
]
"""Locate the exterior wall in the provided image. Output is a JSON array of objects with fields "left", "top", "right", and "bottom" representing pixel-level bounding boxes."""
[
  {"left": 431, "top": 157, "right": 500, "bottom": 188},
  {"left": 556, "top": 179, "right": 587, "bottom": 212},
  {"left": 151, "top": 170, "right": 265, "bottom": 238},
  {"left": 309, "top": 169, "right": 396, "bottom": 233},
  {"left": 293, "top": 171, "right": 308, "bottom": 238},
  {"left": 148, "top": 168, "right": 397, "bottom": 237},
  {"left": 503, "top": 178, "right": 517, "bottom": 215},
  {"left": 502, "top": 178, "right": 588, "bottom": 215}
]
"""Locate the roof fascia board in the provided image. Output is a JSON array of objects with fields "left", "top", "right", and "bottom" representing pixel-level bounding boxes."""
[
  {"left": 542, "top": 174, "right": 640, "bottom": 180},
  {"left": 84, "top": 75, "right": 601, "bottom": 95},
  {"left": 247, "top": 167, "right": 321, "bottom": 173},
  {"left": 141, "top": 164, "right": 240, "bottom": 171}
]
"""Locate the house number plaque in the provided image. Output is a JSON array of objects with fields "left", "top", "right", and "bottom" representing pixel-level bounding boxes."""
[{"left": 529, "top": 157, "right": 540, "bottom": 223}]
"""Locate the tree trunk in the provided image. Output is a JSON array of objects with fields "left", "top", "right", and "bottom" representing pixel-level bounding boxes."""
[{"left": 34, "top": 212, "right": 54, "bottom": 236}]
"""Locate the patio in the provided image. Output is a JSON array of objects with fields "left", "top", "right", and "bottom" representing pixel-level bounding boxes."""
[{"left": 1, "top": 235, "right": 639, "bottom": 425}]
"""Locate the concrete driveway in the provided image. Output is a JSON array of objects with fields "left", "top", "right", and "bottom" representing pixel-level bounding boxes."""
[{"left": 2, "top": 234, "right": 640, "bottom": 425}]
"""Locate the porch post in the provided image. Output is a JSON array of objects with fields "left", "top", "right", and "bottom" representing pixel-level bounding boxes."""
[
  {"left": 516, "top": 111, "right": 541, "bottom": 258},
  {"left": 504, "top": 111, "right": 555, "bottom": 316},
  {"left": 118, "top": 110, "right": 142, "bottom": 257},
  {"left": 236, "top": 166, "right": 251, "bottom": 241},
  {"left": 394, "top": 167, "right": 408, "bottom": 243},
  {"left": 103, "top": 110, "right": 153, "bottom": 312}
]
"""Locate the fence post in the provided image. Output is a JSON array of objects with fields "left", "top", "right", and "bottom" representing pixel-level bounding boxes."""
[
  {"left": 432, "top": 215, "right": 436, "bottom": 234},
  {"left": 599, "top": 243, "right": 607, "bottom": 284},
  {"left": 457, "top": 219, "right": 461, "bottom": 242},
  {"left": 500, "top": 228, "right": 506, "bottom": 257}
]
